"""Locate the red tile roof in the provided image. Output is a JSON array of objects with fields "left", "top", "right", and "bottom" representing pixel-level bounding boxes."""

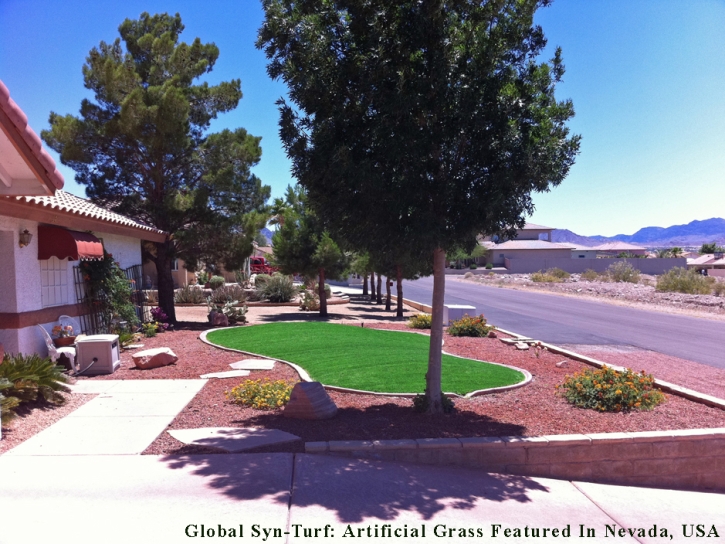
[
  {"left": 6, "top": 190, "right": 166, "bottom": 237},
  {"left": 0, "top": 80, "right": 64, "bottom": 192}
]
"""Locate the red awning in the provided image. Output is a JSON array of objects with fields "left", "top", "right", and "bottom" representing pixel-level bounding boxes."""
[{"left": 37, "top": 226, "right": 104, "bottom": 261}]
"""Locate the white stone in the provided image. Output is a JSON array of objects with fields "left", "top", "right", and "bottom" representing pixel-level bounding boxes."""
[
  {"left": 229, "top": 359, "right": 275, "bottom": 370},
  {"left": 200, "top": 370, "right": 251, "bottom": 379}
]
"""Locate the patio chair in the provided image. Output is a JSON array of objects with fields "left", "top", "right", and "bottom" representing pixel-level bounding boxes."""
[{"left": 37, "top": 325, "right": 77, "bottom": 373}]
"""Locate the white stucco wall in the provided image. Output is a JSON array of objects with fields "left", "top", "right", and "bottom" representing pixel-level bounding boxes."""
[{"left": 97, "top": 232, "right": 141, "bottom": 270}]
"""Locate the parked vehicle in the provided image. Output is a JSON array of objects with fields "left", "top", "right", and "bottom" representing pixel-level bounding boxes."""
[{"left": 249, "top": 257, "right": 278, "bottom": 275}]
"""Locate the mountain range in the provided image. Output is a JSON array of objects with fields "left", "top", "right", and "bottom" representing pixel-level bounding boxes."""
[{"left": 551, "top": 218, "right": 725, "bottom": 248}]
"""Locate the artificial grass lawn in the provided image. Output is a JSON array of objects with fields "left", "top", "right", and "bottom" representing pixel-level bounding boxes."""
[{"left": 207, "top": 322, "right": 524, "bottom": 395}]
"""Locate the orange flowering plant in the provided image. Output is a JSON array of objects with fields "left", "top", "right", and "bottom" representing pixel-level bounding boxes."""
[
  {"left": 447, "top": 314, "right": 493, "bottom": 337},
  {"left": 558, "top": 365, "right": 665, "bottom": 412},
  {"left": 51, "top": 324, "right": 74, "bottom": 338}
]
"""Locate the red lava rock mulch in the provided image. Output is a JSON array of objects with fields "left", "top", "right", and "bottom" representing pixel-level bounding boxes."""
[{"left": 131, "top": 322, "right": 725, "bottom": 456}]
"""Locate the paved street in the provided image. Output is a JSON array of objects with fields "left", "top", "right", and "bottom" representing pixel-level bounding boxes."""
[{"left": 401, "top": 277, "right": 725, "bottom": 369}]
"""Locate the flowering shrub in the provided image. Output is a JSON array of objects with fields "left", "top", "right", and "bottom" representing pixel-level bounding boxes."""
[
  {"left": 558, "top": 365, "right": 665, "bottom": 412},
  {"left": 299, "top": 290, "right": 320, "bottom": 311},
  {"left": 150, "top": 307, "right": 169, "bottom": 323},
  {"left": 407, "top": 313, "right": 432, "bottom": 329},
  {"left": 447, "top": 314, "right": 492, "bottom": 337},
  {"left": 225, "top": 379, "right": 296, "bottom": 410}
]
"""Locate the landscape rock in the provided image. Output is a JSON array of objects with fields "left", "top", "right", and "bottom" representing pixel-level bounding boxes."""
[
  {"left": 209, "top": 311, "right": 229, "bottom": 327},
  {"left": 132, "top": 347, "right": 178, "bottom": 370},
  {"left": 229, "top": 359, "right": 275, "bottom": 370},
  {"left": 487, "top": 330, "right": 498, "bottom": 338},
  {"left": 200, "top": 370, "right": 251, "bottom": 379},
  {"left": 556, "top": 361, "right": 569, "bottom": 368},
  {"left": 284, "top": 382, "right": 337, "bottom": 420},
  {"left": 514, "top": 342, "right": 529, "bottom": 351}
]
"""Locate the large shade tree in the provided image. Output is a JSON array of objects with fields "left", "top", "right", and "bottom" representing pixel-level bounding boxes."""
[
  {"left": 43, "top": 12, "right": 270, "bottom": 322},
  {"left": 259, "top": 0, "right": 579, "bottom": 412}
]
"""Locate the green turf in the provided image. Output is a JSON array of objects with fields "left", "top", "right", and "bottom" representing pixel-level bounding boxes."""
[{"left": 207, "top": 322, "right": 524, "bottom": 395}]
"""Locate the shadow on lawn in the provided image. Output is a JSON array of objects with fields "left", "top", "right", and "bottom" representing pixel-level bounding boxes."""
[{"left": 161, "top": 451, "right": 549, "bottom": 524}]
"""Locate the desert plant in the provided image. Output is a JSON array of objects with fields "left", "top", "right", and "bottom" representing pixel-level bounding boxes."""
[
  {"left": 208, "top": 275, "right": 226, "bottom": 290},
  {"left": 142, "top": 322, "right": 158, "bottom": 337},
  {"left": 712, "top": 281, "right": 725, "bottom": 297},
  {"left": 558, "top": 365, "right": 665, "bottom": 412},
  {"left": 144, "top": 290, "right": 159, "bottom": 304},
  {"left": 299, "top": 290, "right": 320, "bottom": 311},
  {"left": 469, "top": 263, "right": 478, "bottom": 269},
  {"left": 412, "top": 392, "right": 454, "bottom": 414},
  {"left": 485, "top": 263, "right": 493, "bottom": 270},
  {"left": 225, "top": 378, "right": 296, "bottom": 410},
  {"left": 463, "top": 271, "right": 474, "bottom": 279},
  {"left": 175, "top": 284, "right": 206, "bottom": 304},
  {"left": 209, "top": 284, "right": 247, "bottom": 305},
  {"left": 311, "top": 282, "right": 332, "bottom": 299},
  {"left": 447, "top": 314, "right": 492, "bottom": 337},
  {"left": 258, "top": 274, "right": 297, "bottom": 303},
  {"left": 0, "top": 353, "right": 70, "bottom": 405},
  {"left": 580, "top": 269, "right": 599, "bottom": 282},
  {"left": 254, "top": 273, "right": 272, "bottom": 288},
  {"left": 656, "top": 267, "right": 712, "bottom": 295},
  {"left": 1, "top": 379, "right": 21, "bottom": 423},
  {"left": 606, "top": 261, "right": 640, "bottom": 283},
  {"left": 234, "top": 269, "right": 250, "bottom": 287},
  {"left": 408, "top": 313, "right": 432, "bottom": 329},
  {"left": 531, "top": 270, "right": 564, "bottom": 283},
  {"left": 546, "top": 268, "right": 570, "bottom": 280}
]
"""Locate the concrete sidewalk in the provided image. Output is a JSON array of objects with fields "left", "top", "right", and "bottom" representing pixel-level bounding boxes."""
[
  {"left": 3, "top": 379, "right": 205, "bottom": 456},
  {"left": 0, "top": 452, "right": 723, "bottom": 544}
]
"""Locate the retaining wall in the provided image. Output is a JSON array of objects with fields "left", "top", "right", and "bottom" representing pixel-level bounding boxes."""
[{"left": 307, "top": 428, "right": 725, "bottom": 493}]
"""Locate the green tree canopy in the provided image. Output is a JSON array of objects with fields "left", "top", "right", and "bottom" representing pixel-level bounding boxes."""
[
  {"left": 258, "top": 0, "right": 579, "bottom": 412},
  {"left": 43, "top": 12, "right": 270, "bottom": 321}
]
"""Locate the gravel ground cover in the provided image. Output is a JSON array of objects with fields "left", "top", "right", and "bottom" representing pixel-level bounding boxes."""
[{"left": 456, "top": 273, "right": 725, "bottom": 320}]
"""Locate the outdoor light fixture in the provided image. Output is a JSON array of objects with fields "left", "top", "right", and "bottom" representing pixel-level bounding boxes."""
[{"left": 18, "top": 229, "right": 32, "bottom": 248}]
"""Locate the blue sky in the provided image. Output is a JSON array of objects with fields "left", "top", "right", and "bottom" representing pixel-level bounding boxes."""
[{"left": 2, "top": 0, "right": 724, "bottom": 237}]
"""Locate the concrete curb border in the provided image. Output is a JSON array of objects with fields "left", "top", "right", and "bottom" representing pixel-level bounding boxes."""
[{"left": 199, "top": 326, "right": 531, "bottom": 399}]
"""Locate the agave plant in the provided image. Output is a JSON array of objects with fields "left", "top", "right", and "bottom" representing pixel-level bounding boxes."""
[{"left": 0, "top": 353, "right": 70, "bottom": 405}]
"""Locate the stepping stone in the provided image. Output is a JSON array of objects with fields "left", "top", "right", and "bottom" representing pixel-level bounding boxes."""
[
  {"left": 125, "top": 344, "right": 144, "bottom": 349},
  {"left": 284, "top": 382, "right": 337, "bottom": 419},
  {"left": 168, "top": 427, "right": 300, "bottom": 452},
  {"left": 200, "top": 370, "right": 251, "bottom": 379},
  {"left": 229, "top": 359, "right": 275, "bottom": 370},
  {"left": 515, "top": 342, "right": 530, "bottom": 351}
]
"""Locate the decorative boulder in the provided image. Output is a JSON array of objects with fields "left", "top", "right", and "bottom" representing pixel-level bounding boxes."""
[
  {"left": 284, "top": 382, "right": 337, "bottom": 420},
  {"left": 132, "top": 347, "right": 178, "bottom": 370},
  {"left": 209, "top": 311, "right": 229, "bottom": 327}
]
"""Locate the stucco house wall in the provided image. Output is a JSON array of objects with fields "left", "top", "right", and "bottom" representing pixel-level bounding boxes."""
[{"left": 490, "top": 248, "right": 572, "bottom": 266}]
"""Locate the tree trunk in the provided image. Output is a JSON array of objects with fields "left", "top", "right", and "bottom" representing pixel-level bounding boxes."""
[
  {"left": 396, "top": 264, "right": 404, "bottom": 318},
  {"left": 362, "top": 273, "right": 369, "bottom": 296},
  {"left": 155, "top": 240, "right": 177, "bottom": 324},
  {"left": 425, "top": 247, "right": 446, "bottom": 414},
  {"left": 385, "top": 276, "right": 391, "bottom": 311},
  {"left": 376, "top": 274, "right": 382, "bottom": 304},
  {"left": 370, "top": 271, "right": 376, "bottom": 301},
  {"left": 318, "top": 268, "right": 327, "bottom": 317}
]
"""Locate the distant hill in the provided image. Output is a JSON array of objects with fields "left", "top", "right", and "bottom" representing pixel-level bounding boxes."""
[
  {"left": 552, "top": 218, "right": 725, "bottom": 248},
  {"left": 259, "top": 227, "right": 274, "bottom": 245}
]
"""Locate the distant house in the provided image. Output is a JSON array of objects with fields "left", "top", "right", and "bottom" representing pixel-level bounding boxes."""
[
  {"left": 0, "top": 80, "right": 165, "bottom": 356},
  {"left": 688, "top": 253, "right": 725, "bottom": 278},
  {"left": 480, "top": 223, "right": 573, "bottom": 266},
  {"left": 589, "top": 241, "right": 647, "bottom": 257}
]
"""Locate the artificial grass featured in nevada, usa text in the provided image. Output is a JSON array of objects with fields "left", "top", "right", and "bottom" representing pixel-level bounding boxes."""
[{"left": 207, "top": 322, "right": 524, "bottom": 395}]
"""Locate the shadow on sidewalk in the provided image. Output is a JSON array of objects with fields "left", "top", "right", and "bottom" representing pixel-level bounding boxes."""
[{"left": 162, "top": 452, "right": 550, "bottom": 523}]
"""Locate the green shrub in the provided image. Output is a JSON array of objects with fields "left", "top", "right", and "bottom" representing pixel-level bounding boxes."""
[
  {"left": 0, "top": 353, "right": 69, "bottom": 406},
  {"left": 312, "top": 282, "right": 332, "bottom": 300},
  {"left": 606, "top": 261, "right": 640, "bottom": 283},
  {"left": 299, "top": 290, "right": 320, "bottom": 311},
  {"left": 412, "top": 392, "right": 455, "bottom": 414},
  {"left": 408, "top": 313, "right": 432, "bottom": 329},
  {"left": 546, "top": 268, "right": 570, "bottom": 280},
  {"left": 713, "top": 281, "right": 725, "bottom": 297},
  {"left": 175, "top": 284, "right": 206, "bottom": 304},
  {"left": 234, "top": 269, "right": 249, "bottom": 287},
  {"left": 142, "top": 322, "right": 158, "bottom": 337},
  {"left": 209, "top": 284, "right": 247, "bottom": 305},
  {"left": 447, "top": 314, "right": 492, "bottom": 337},
  {"left": 254, "top": 273, "right": 272, "bottom": 288},
  {"left": 197, "top": 270, "right": 211, "bottom": 285},
  {"left": 208, "top": 275, "right": 226, "bottom": 290},
  {"left": 531, "top": 270, "right": 563, "bottom": 283},
  {"left": 580, "top": 269, "right": 599, "bottom": 282},
  {"left": 258, "top": 274, "right": 297, "bottom": 303},
  {"left": 1, "top": 378, "right": 21, "bottom": 424},
  {"left": 485, "top": 263, "right": 493, "bottom": 270},
  {"left": 469, "top": 263, "right": 478, "bottom": 269},
  {"left": 558, "top": 365, "right": 665, "bottom": 412},
  {"left": 225, "top": 378, "right": 296, "bottom": 410},
  {"left": 207, "top": 298, "right": 247, "bottom": 324},
  {"left": 656, "top": 267, "right": 712, "bottom": 294}
]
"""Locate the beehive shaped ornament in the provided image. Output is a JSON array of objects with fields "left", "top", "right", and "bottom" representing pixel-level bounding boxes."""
[{"left": 283, "top": 382, "right": 338, "bottom": 419}]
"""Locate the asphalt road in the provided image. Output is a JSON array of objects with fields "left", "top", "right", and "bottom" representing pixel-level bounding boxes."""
[{"left": 402, "top": 276, "right": 725, "bottom": 369}]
